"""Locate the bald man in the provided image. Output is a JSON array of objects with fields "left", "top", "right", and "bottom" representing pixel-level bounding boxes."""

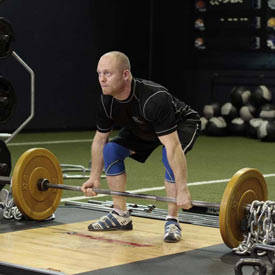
[{"left": 81, "top": 51, "right": 201, "bottom": 243}]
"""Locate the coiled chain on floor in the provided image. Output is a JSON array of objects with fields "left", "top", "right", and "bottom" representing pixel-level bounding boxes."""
[
  {"left": 233, "top": 200, "right": 275, "bottom": 255},
  {"left": 0, "top": 188, "right": 23, "bottom": 220}
]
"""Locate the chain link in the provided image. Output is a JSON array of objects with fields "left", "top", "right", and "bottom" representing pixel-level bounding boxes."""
[
  {"left": 0, "top": 188, "right": 55, "bottom": 222},
  {"left": 2, "top": 190, "right": 23, "bottom": 221},
  {"left": 233, "top": 200, "right": 275, "bottom": 256},
  {"left": 0, "top": 188, "right": 23, "bottom": 220}
]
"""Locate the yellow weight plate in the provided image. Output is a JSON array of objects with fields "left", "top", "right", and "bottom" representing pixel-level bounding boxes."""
[
  {"left": 12, "top": 148, "right": 63, "bottom": 220},
  {"left": 219, "top": 168, "right": 268, "bottom": 248}
]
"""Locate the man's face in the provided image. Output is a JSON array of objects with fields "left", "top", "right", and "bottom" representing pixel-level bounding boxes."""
[{"left": 97, "top": 55, "right": 125, "bottom": 96}]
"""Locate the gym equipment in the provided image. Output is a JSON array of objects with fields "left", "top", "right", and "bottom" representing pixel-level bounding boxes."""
[
  {"left": 234, "top": 244, "right": 275, "bottom": 274},
  {"left": 246, "top": 118, "right": 264, "bottom": 139},
  {"left": 259, "top": 103, "right": 275, "bottom": 120},
  {"left": 257, "top": 120, "right": 275, "bottom": 142},
  {"left": 0, "top": 140, "right": 11, "bottom": 191},
  {"left": 0, "top": 76, "right": 16, "bottom": 124},
  {"left": 66, "top": 200, "right": 220, "bottom": 228},
  {"left": 203, "top": 102, "right": 220, "bottom": 119},
  {"left": 228, "top": 117, "right": 246, "bottom": 136},
  {"left": 250, "top": 85, "right": 272, "bottom": 108},
  {"left": 219, "top": 168, "right": 267, "bottom": 248},
  {"left": 205, "top": 117, "right": 228, "bottom": 136},
  {"left": 239, "top": 104, "right": 257, "bottom": 122},
  {"left": 230, "top": 86, "right": 251, "bottom": 109},
  {"left": 0, "top": 147, "right": 268, "bottom": 249},
  {"left": 1, "top": 51, "right": 35, "bottom": 144},
  {"left": 221, "top": 102, "right": 238, "bottom": 122},
  {"left": 0, "top": 16, "right": 35, "bottom": 143},
  {"left": 0, "top": 17, "right": 14, "bottom": 58},
  {"left": 61, "top": 164, "right": 106, "bottom": 180},
  {"left": 200, "top": 117, "right": 208, "bottom": 134},
  {"left": 234, "top": 258, "right": 267, "bottom": 275}
]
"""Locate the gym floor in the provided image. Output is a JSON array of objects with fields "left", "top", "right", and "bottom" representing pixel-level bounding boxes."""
[{"left": 1, "top": 131, "right": 275, "bottom": 275}]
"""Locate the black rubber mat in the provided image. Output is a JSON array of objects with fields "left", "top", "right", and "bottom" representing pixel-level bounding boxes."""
[{"left": 75, "top": 244, "right": 241, "bottom": 275}]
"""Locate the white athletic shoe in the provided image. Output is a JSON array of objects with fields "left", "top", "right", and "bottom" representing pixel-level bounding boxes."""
[
  {"left": 88, "top": 210, "right": 133, "bottom": 231},
  {"left": 164, "top": 220, "right": 182, "bottom": 243}
]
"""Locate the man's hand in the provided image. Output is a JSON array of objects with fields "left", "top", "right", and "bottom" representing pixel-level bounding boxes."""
[
  {"left": 81, "top": 178, "right": 100, "bottom": 196},
  {"left": 176, "top": 187, "right": 192, "bottom": 209},
  {"left": 81, "top": 130, "right": 110, "bottom": 196}
]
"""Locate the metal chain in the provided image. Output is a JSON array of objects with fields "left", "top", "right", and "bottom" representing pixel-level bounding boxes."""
[
  {"left": 233, "top": 200, "right": 275, "bottom": 255},
  {"left": 2, "top": 193, "right": 23, "bottom": 221},
  {"left": 1, "top": 187, "right": 55, "bottom": 221},
  {"left": 0, "top": 188, "right": 23, "bottom": 221}
]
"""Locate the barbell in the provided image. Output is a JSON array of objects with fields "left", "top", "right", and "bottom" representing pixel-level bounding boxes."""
[{"left": 0, "top": 148, "right": 268, "bottom": 249}]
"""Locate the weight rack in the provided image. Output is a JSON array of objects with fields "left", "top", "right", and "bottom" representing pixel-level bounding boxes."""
[{"left": 65, "top": 200, "right": 220, "bottom": 228}]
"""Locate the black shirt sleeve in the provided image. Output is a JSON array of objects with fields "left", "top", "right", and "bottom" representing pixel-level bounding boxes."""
[
  {"left": 144, "top": 92, "right": 178, "bottom": 136},
  {"left": 96, "top": 95, "right": 114, "bottom": 133}
]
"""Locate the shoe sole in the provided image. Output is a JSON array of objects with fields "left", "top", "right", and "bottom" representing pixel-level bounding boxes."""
[
  {"left": 88, "top": 226, "right": 133, "bottom": 232},
  {"left": 88, "top": 221, "right": 133, "bottom": 231},
  {"left": 164, "top": 238, "right": 181, "bottom": 243}
]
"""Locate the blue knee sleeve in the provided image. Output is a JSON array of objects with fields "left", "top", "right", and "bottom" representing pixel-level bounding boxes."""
[
  {"left": 103, "top": 142, "right": 130, "bottom": 176},
  {"left": 162, "top": 147, "right": 175, "bottom": 183}
]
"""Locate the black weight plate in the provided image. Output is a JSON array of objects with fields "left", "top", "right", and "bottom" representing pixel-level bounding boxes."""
[
  {"left": 0, "top": 17, "right": 14, "bottom": 58},
  {"left": 0, "top": 76, "right": 16, "bottom": 123},
  {"left": 0, "top": 140, "right": 11, "bottom": 190}
]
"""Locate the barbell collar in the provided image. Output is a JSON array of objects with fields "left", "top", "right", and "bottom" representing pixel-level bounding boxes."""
[{"left": 0, "top": 175, "right": 11, "bottom": 184}]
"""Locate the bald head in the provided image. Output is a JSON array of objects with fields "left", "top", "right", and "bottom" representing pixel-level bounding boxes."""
[
  {"left": 100, "top": 51, "right": 131, "bottom": 72},
  {"left": 97, "top": 51, "right": 132, "bottom": 99}
]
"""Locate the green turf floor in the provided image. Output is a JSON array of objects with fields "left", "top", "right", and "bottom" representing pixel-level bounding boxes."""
[{"left": 6, "top": 131, "right": 275, "bottom": 209}]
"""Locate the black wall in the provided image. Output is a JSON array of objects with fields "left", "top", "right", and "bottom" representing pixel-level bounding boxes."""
[
  {"left": 0, "top": 0, "right": 274, "bottom": 133},
  {"left": 0, "top": 0, "right": 151, "bottom": 132},
  {"left": 153, "top": 1, "right": 275, "bottom": 113}
]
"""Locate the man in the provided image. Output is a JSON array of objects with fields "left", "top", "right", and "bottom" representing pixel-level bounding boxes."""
[{"left": 81, "top": 51, "right": 200, "bottom": 242}]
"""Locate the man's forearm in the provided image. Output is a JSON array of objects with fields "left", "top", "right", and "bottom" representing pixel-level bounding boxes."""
[
  {"left": 90, "top": 142, "right": 104, "bottom": 178},
  {"left": 167, "top": 144, "right": 188, "bottom": 189}
]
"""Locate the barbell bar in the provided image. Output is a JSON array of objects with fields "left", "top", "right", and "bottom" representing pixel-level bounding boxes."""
[
  {"left": 1, "top": 175, "right": 221, "bottom": 208},
  {"left": 39, "top": 179, "right": 222, "bottom": 207},
  {"left": 2, "top": 148, "right": 269, "bottom": 249}
]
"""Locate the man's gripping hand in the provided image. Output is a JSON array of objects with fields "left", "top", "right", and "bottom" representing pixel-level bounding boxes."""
[
  {"left": 81, "top": 178, "right": 100, "bottom": 196},
  {"left": 176, "top": 186, "right": 192, "bottom": 210}
]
